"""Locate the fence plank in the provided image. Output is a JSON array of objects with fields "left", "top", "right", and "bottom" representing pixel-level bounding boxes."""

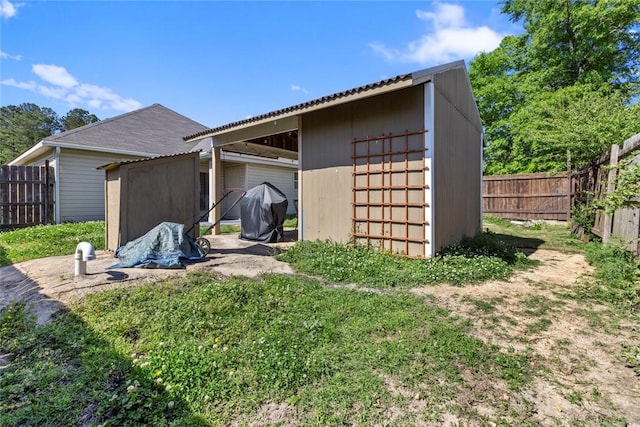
[
  {"left": 0, "top": 165, "right": 55, "bottom": 229},
  {"left": 602, "top": 144, "right": 620, "bottom": 244},
  {"left": 482, "top": 172, "right": 570, "bottom": 221}
]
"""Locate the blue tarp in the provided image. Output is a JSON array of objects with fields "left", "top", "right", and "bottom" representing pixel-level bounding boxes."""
[{"left": 110, "top": 222, "right": 203, "bottom": 269}]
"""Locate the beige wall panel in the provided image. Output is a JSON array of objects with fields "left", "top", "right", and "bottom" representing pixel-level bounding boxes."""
[
  {"left": 390, "top": 223, "right": 408, "bottom": 238},
  {"left": 105, "top": 153, "right": 199, "bottom": 250},
  {"left": 105, "top": 170, "right": 121, "bottom": 252},
  {"left": 301, "top": 86, "right": 424, "bottom": 244},
  {"left": 433, "top": 90, "right": 482, "bottom": 251},
  {"left": 432, "top": 67, "right": 482, "bottom": 131}
]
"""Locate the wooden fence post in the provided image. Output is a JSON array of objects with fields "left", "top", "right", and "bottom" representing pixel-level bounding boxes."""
[{"left": 602, "top": 144, "right": 620, "bottom": 244}]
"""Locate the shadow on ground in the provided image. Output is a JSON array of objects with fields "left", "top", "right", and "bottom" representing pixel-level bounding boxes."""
[{"left": 493, "top": 233, "right": 545, "bottom": 255}]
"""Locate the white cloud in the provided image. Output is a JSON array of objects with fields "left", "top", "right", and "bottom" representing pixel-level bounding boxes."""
[
  {"left": 0, "top": 50, "right": 22, "bottom": 61},
  {"left": 0, "top": 0, "right": 21, "bottom": 18},
  {"left": 1, "top": 64, "right": 142, "bottom": 113},
  {"left": 371, "top": 2, "right": 507, "bottom": 66},
  {"left": 1, "top": 77, "right": 36, "bottom": 90},
  {"left": 33, "top": 64, "right": 78, "bottom": 88},
  {"left": 290, "top": 84, "right": 309, "bottom": 94}
]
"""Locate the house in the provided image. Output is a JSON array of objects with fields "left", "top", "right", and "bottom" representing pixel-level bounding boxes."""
[
  {"left": 8, "top": 104, "right": 298, "bottom": 224},
  {"left": 185, "top": 60, "right": 483, "bottom": 257}
]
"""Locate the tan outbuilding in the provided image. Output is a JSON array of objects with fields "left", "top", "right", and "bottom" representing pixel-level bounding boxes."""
[
  {"left": 185, "top": 61, "right": 483, "bottom": 258},
  {"left": 100, "top": 152, "right": 200, "bottom": 251}
]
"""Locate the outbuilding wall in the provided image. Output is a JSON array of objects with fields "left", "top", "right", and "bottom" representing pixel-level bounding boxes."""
[
  {"left": 104, "top": 152, "right": 200, "bottom": 251},
  {"left": 300, "top": 85, "right": 425, "bottom": 255},
  {"left": 432, "top": 68, "right": 483, "bottom": 251}
]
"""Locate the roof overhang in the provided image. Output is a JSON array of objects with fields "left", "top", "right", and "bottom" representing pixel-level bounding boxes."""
[
  {"left": 182, "top": 60, "right": 477, "bottom": 156},
  {"left": 183, "top": 76, "right": 415, "bottom": 144},
  {"left": 8, "top": 140, "right": 196, "bottom": 166}
]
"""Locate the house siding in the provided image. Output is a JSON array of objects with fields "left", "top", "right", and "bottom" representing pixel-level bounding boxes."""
[
  {"left": 246, "top": 163, "right": 297, "bottom": 215},
  {"left": 58, "top": 149, "right": 140, "bottom": 222}
]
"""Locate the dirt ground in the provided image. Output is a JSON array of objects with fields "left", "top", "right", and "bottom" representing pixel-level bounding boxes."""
[
  {"left": 2, "top": 232, "right": 639, "bottom": 425},
  {"left": 413, "top": 249, "right": 640, "bottom": 425}
]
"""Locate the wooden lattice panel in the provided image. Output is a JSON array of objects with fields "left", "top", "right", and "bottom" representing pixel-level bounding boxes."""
[{"left": 352, "top": 130, "right": 428, "bottom": 257}]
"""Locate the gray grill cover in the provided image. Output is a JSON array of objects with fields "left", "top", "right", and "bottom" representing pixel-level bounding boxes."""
[{"left": 240, "top": 182, "right": 288, "bottom": 242}]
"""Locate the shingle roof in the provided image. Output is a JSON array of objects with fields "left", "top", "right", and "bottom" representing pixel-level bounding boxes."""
[{"left": 47, "top": 103, "right": 209, "bottom": 155}]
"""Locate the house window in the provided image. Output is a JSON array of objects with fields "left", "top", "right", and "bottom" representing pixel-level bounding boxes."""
[
  {"left": 294, "top": 171, "right": 298, "bottom": 190},
  {"left": 200, "top": 173, "right": 209, "bottom": 211}
]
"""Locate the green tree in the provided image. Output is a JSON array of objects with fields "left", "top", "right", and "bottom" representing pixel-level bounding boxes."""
[
  {"left": 0, "top": 103, "right": 62, "bottom": 164},
  {"left": 508, "top": 85, "right": 640, "bottom": 172},
  {"left": 470, "top": 0, "right": 640, "bottom": 174},
  {"left": 502, "top": 0, "right": 640, "bottom": 91},
  {"left": 61, "top": 108, "right": 99, "bottom": 131}
]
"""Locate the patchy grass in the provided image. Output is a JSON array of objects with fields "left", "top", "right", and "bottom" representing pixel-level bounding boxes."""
[
  {"left": 578, "top": 242, "right": 640, "bottom": 311},
  {"left": 483, "top": 216, "right": 585, "bottom": 253},
  {"left": 2, "top": 218, "right": 639, "bottom": 424},
  {"left": 0, "top": 222, "right": 104, "bottom": 266},
  {"left": 278, "top": 231, "right": 535, "bottom": 287},
  {"left": 0, "top": 273, "right": 532, "bottom": 425}
]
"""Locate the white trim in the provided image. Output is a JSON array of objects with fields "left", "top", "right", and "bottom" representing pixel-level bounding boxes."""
[
  {"left": 9, "top": 140, "right": 176, "bottom": 165},
  {"left": 8, "top": 141, "right": 46, "bottom": 165},
  {"left": 424, "top": 82, "right": 435, "bottom": 258},
  {"left": 221, "top": 151, "right": 298, "bottom": 168},
  {"left": 297, "top": 115, "right": 303, "bottom": 241},
  {"left": 43, "top": 141, "right": 165, "bottom": 158},
  {"left": 54, "top": 147, "right": 61, "bottom": 224}
]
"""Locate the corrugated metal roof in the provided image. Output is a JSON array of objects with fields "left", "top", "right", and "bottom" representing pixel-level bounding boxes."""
[
  {"left": 183, "top": 73, "right": 413, "bottom": 142},
  {"left": 97, "top": 150, "right": 201, "bottom": 171}
]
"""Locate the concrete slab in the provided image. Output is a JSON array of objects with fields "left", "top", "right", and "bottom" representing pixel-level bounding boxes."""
[{"left": 1, "top": 232, "right": 297, "bottom": 323}]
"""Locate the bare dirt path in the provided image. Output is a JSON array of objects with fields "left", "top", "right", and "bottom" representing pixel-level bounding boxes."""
[{"left": 413, "top": 249, "right": 640, "bottom": 425}]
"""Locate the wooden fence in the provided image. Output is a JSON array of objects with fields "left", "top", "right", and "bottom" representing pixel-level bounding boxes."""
[
  {"left": 584, "top": 134, "right": 640, "bottom": 254},
  {"left": 0, "top": 163, "right": 55, "bottom": 230},
  {"left": 483, "top": 133, "right": 640, "bottom": 254},
  {"left": 482, "top": 172, "right": 572, "bottom": 221}
]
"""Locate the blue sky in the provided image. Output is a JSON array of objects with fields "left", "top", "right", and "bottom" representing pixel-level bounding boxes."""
[{"left": 1, "top": 0, "right": 519, "bottom": 128}]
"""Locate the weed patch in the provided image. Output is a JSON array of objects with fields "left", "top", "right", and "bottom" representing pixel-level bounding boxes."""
[
  {"left": 278, "top": 231, "right": 534, "bottom": 287},
  {"left": 578, "top": 243, "right": 640, "bottom": 311},
  {"left": 0, "top": 302, "right": 200, "bottom": 426}
]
